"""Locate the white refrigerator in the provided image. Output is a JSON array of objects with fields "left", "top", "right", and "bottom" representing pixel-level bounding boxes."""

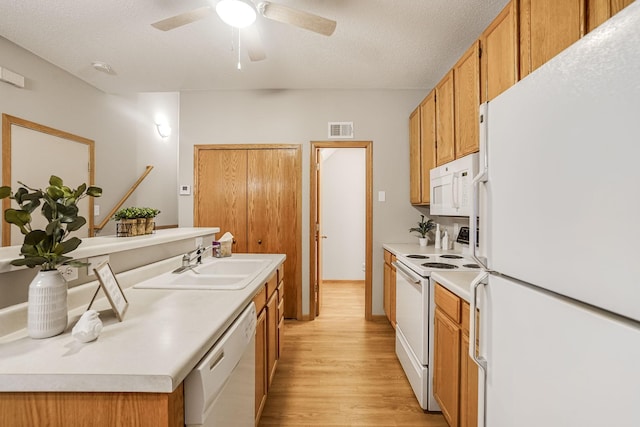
[{"left": 469, "top": 2, "right": 640, "bottom": 426}]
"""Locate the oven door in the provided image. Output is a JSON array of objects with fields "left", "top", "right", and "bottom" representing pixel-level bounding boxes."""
[{"left": 394, "top": 260, "right": 428, "bottom": 365}]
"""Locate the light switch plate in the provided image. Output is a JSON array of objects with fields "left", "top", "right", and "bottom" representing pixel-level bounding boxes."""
[
  {"left": 87, "top": 255, "right": 109, "bottom": 276},
  {"left": 378, "top": 191, "right": 386, "bottom": 202}
]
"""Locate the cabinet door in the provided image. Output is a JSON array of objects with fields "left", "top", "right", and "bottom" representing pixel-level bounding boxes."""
[
  {"left": 266, "top": 291, "right": 278, "bottom": 387},
  {"left": 255, "top": 307, "right": 267, "bottom": 421},
  {"left": 383, "top": 259, "right": 391, "bottom": 320},
  {"left": 433, "top": 308, "right": 461, "bottom": 427},
  {"left": 520, "top": 0, "right": 586, "bottom": 77},
  {"left": 587, "top": 0, "right": 634, "bottom": 32},
  {"left": 390, "top": 258, "right": 396, "bottom": 328},
  {"left": 481, "top": 0, "right": 519, "bottom": 102},
  {"left": 420, "top": 92, "right": 436, "bottom": 202},
  {"left": 460, "top": 332, "right": 479, "bottom": 427},
  {"left": 435, "top": 71, "right": 456, "bottom": 166},
  {"left": 247, "top": 148, "right": 300, "bottom": 319},
  {"left": 454, "top": 41, "right": 481, "bottom": 158},
  {"left": 195, "top": 149, "right": 248, "bottom": 252},
  {"left": 409, "top": 106, "right": 422, "bottom": 204}
]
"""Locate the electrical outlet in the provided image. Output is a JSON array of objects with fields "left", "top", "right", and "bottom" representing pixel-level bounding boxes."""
[
  {"left": 87, "top": 255, "right": 109, "bottom": 276},
  {"left": 58, "top": 265, "right": 78, "bottom": 282}
]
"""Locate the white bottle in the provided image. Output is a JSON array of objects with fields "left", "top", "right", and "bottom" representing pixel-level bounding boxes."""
[
  {"left": 434, "top": 224, "right": 441, "bottom": 249},
  {"left": 442, "top": 229, "right": 449, "bottom": 250}
]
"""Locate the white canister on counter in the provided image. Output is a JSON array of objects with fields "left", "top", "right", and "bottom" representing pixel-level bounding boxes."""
[
  {"left": 434, "top": 224, "right": 441, "bottom": 249},
  {"left": 442, "top": 229, "right": 449, "bottom": 250}
]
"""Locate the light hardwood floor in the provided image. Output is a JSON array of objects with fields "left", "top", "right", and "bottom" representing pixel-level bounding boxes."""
[{"left": 259, "top": 281, "right": 448, "bottom": 427}]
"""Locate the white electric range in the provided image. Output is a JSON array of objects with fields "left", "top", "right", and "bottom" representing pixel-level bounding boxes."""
[{"left": 392, "top": 249, "right": 480, "bottom": 411}]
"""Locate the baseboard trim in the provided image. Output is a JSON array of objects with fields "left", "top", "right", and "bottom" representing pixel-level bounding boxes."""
[{"left": 321, "top": 280, "right": 365, "bottom": 285}]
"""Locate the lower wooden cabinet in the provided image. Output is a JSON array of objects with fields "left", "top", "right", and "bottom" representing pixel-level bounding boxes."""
[
  {"left": 254, "top": 262, "right": 285, "bottom": 425},
  {"left": 0, "top": 385, "right": 184, "bottom": 427},
  {"left": 383, "top": 250, "right": 396, "bottom": 328},
  {"left": 433, "top": 283, "right": 479, "bottom": 427}
]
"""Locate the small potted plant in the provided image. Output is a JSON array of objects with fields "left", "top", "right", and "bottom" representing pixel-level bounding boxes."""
[
  {"left": 409, "top": 215, "right": 435, "bottom": 247},
  {"left": 0, "top": 175, "right": 102, "bottom": 338},
  {"left": 140, "top": 207, "right": 160, "bottom": 234},
  {"left": 113, "top": 207, "right": 139, "bottom": 236}
]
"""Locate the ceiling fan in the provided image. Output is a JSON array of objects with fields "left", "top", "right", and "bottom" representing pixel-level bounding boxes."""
[{"left": 151, "top": 0, "right": 337, "bottom": 62}]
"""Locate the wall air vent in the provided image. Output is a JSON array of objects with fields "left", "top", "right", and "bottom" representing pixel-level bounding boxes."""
[
  {"left": 328, "top": 122, "right": 354, "bottom": 139},
  {"left": 0, "top": 66, "right": 25, "bottom": 88}
]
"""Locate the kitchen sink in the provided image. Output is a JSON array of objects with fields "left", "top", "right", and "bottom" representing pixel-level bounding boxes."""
[{"left": 134, "top": 257, "right": 271, "bottom": 290}]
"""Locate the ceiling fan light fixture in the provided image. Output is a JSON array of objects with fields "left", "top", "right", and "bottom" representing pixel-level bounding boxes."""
[{"left": 216, "top": 0, "right": 257, "bottom": 28}]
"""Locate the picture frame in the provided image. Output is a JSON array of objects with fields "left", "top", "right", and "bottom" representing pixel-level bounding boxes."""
[{"left": 88, "top": 261, "right": 128, "bottom": 321}]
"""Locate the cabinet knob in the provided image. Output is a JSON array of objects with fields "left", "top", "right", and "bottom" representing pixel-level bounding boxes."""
[{"left": 258, "top": 239, "right": 262, "bottom": 245}]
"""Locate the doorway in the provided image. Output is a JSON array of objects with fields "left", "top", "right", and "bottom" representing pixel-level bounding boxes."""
[{"left": 309, "top": 141, "right": 372, "bottom": 321}]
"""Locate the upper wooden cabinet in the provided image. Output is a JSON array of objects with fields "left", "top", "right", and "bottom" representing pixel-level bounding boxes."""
[
  {"left": 409, "top": 92, "right": 436, "bottom": 205},
  {"left": 435, "top": 70, "right": 456, "bottom": 166},
  {"left": 587, "top": 0, "right": 634, "bottom": 32},
  {"left": 481, "top": 0, "right": 519, "bottom": 102},
  {"left": 454, "top": 41, "right": 481, "bottom": 158},
  {"left": 520, "top": 0, "right": 586, "bottom": 78},
  {"left": 409, "top": 106, "right": 422, "bottom": 204}
]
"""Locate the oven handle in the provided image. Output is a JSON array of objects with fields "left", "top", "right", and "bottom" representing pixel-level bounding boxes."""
[{"left": 392, "top": 261, "right": 421, "bottom": 285}]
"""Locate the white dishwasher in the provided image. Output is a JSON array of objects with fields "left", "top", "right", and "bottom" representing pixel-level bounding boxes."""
[{"left": 184, "top": 302, "right": 256, "bottom": 427}]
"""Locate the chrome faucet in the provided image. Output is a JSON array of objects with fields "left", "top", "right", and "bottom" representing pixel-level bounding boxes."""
[{"left": 172, "top": 244, "right": 213, "bottom": 274}]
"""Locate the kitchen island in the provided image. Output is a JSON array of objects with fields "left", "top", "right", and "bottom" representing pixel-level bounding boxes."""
[{"left": 0, "top": 238, "right": 285, "bottom": 426}]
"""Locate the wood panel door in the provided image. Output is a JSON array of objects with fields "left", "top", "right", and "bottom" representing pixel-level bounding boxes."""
[
  {"left": 435, "top": 71, "right": 456, "bottom": 166},
  {"left": 247, "top": 148, "right": 300, "bottom": 319},
  {"left": 419, "top": 92, "right": 436, "bottom": 203},
  {"left": 409, "top": 106, "right": 422, "bottom": 204},
  {"left": 587, "top": 0, "right": 634, "bottom": 31},
  {"left": 520, "top": 0, "right": 586, "bottom": 78},
  {"left": 195, "top": 149, "right": 248, "bottom": 252},
  {"left": 481, "top": 0, "right": 519, "bottom": 102},
  {"left": 454, "top": 41, "right": 481, "bottom": 158},
  {"left": 195, "top": 145, "right": 301, "bottom": 319}
]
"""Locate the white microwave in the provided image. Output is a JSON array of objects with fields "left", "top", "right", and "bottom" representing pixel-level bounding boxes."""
[{"left": 429, "top": 153, "right": 479, "bottom": 216}]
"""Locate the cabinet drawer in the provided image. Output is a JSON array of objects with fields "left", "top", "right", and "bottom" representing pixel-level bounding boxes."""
[
  {"left": 461, "top": 301, "right": 470, "bottom": 333},
  {"left": 266, "top": 273, "right": 277, "bottom": 300},
  {"left": 435, "top": 283, "right": 461, "bottom": 322},
  {"left": 253, "top": 285, "right": 267, "bottom": 312},
  {"left": 277, "top": 282, "right": 284, "bottom": 303},
  {"left": 277, "top": 264, "right": 284, "bottom": 284},
  {"left": 384, "top": 250, "right": 392, "bottom": 265}
]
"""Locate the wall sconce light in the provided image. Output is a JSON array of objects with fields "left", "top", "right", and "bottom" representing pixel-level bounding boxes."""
[{"left": 156, "top": 122, "right": 172, "bottom": 138}]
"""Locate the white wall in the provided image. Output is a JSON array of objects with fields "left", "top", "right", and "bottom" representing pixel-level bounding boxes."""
[
  {"left": 321, "top": 148, "right": 365, "bottom": 281},
  {"left": 179, "top": 89, "right": 428, "bottom": 316},
  {"left": 0, "top": 37, "right": 179, "bottom": 239},
  {"left": 0, "top": 37, "right": 180, "bottom": 306}
]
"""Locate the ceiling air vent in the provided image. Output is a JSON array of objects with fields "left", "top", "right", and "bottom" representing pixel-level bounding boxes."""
[{"left": 328, "top": 122, "right": 354, "bottom": 139}]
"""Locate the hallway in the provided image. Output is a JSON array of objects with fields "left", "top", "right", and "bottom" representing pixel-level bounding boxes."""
[{"left": 259, "top": 281, "right": 448, "bottom": 427}]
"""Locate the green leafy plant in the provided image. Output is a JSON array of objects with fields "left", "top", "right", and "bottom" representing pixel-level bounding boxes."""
[
  {"left": 409, "top": 215, "right": 435, "bottom": 238},
  {"left": 0, "top": 175, "right": 102, "bottom": 270},
  {"left": 113, "top": 206, "right": 160, "bottom": 220}
]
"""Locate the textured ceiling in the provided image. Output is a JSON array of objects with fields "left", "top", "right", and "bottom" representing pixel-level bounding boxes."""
[{"left": 0, "top": 0, "right": 510, "bottom": 94}]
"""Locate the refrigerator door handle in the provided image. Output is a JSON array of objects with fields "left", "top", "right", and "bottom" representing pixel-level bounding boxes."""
[
  {"left": 470, "top": 271, "right": 488, "bottom": 427},
  {"left": 471, "top": 103, "right": 489, "bottom": 269}
]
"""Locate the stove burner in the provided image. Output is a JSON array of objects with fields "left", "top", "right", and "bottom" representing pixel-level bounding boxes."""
[
  {"left": 463, "top": 263, "right": 481, "bottom": 269},
  {"left": 440, "top": 254, "right": 463, "bottom": 259},
  {"left": 407, "top": 255, "right": 429, "bottom": 259},
  {"left": 422, "top": 262, "right": 458, "bottom": 269}
]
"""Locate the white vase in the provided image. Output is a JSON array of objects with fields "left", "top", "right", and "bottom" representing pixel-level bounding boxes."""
[
  {"left": 418, "top": 237, "right": 428, "bottom": 247},
  {"left": 27, "top": 270, "right": 68, "bottom": 339}
]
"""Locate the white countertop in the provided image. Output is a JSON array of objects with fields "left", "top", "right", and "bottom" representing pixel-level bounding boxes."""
[
  {"left": 0, "top": 253, "right": 285, "bottom": 394},
  {"left": 382, "top": 242, "right": 472, "bottom": 257},
  {"left": 0, "top": 227, "right": 220, "bottom": 273}
]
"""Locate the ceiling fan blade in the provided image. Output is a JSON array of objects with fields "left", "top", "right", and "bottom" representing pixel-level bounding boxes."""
[
  {"left": 151, "top": 6, "right": 214, "bottom": 31},
  {"left": 242, "top": 26, "right": 267, "bottom": 62},
  {"left": 257, "top": 2, "right": 336, "bottom": 36}
]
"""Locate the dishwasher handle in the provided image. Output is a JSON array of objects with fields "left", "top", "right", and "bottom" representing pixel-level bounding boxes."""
[{"left": 392, "top": 261, "right": 421, "bottom": 285}]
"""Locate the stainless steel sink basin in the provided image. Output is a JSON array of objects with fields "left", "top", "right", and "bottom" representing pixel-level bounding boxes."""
[{"left": 134, "top": 257, "right": 271, "bottom": 290}]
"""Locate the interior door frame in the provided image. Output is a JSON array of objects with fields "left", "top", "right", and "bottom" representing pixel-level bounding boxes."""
[
  {"left": 309, "top": 141, "right": 373, "bottom": 321},
  {"left": 2, "top": 114, "right": 96, "bottom": 246}
]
